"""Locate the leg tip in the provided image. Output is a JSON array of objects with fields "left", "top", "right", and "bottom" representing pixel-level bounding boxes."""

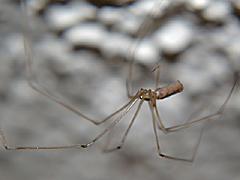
[
  {"left": 159, "top": 153, "right": 165, "bottom": 158},
  {"left": 81, "top": 144, "right": 88, "bottom": 148}
]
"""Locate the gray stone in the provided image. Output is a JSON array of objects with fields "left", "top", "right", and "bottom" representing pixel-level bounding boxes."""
[
  {"left": 153, "top": 19, "right": 194, "bottom": 54},
  {"left": 129, "top": 0, "right": 169, "bottom": 17},
  {"left": 101, "top": 32, "right": 133, "bottom": 58},
  {"left": 113, "top": 12, "right": 142, "bottom": 35},
  {"left": 64, "top": 23, "right": 107, "bottom": 48},
  {"left": 133, "top": 39, "right": 160, "bottom": 65},
  {"left": 202, "top": 0, "right": 231, "bottom": 22},
  {"left": 186, "top": 0, "right": 210, "bottom": 11},
  {"left": 45, "top": 2, "right": 96, "bottom": 31},
  {"left": 98, "top": 7, "right": 125, "bottom": 26}
]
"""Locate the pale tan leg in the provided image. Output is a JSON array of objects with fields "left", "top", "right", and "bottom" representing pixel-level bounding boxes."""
[
  {"left": 23, "top": 31, "right": 142, "bottom": 125},
  {"left": 154, "top": 101, "right": 207, "bottom": 133},
  {"left": 126, "top": 57, "right": 135, "bottom": 99},
  {"left": 149, "top": 103, "right": 204, "bottom": 162},
  {"left": 103, "top": 100, "right": 144, "bottom": 152},
  {"left": 81, "top": 98, "right": 139, "bottom": 148},
  {"left": 0, "top": 128, "right": 82, "bottom": 151},
  {"left": 125, "top": 0, "right": 167, "bottom": 98},
  {"left": 21, "top": 0, "right": 141, "bottom": 126},
  {"left": 166, "top": 75, "right": 238, "bottom": 132},
  {"left": 152, "top": 64, "right": 161, "bottom": 89},
  {"left": 153, "top": 74, "right": 239, "bottom": 133},
  {"left": 0, "top": 97, "right": 139, "bottom": 151}
]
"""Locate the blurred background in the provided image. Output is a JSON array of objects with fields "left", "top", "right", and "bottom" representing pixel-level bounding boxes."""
[{"left": 0, "top": 0, "right": 240, "bottom": 180}]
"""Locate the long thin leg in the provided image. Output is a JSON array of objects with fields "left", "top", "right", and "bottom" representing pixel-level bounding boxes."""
[
  {"left": 154, "top": 102, "right": 207, "bottom": 133},
  {"left": 103, "top": 100, "right": 144, "bottom": 152},
  {"left": 23, "top": 29, "right": 140, "bottom": 125},
  {"left": 154, "top": 106, "right": 167, "bottom": 133},
  {"left": 154, "top": 74, "right": 239, "bottom": 133},
  {"left": 21, "top": 0, "right": 138, "bottom": 126},
  {"left": 81, "top": 98, "right": 140, "bottom": 148},
  {"left": 0, "top": 97, "right": 139, "bottom": 151},
  {"left": 126, "top": 49, "right": 135, "bottom": 98},
  {"left": 0, "top": 128, "right": 83, "bottom": 151},
  {"left": 166, "top": 74, "right": 239, "bottom": 132},
  {"left": 152, "top": 64, "right": 161, "bottom": 89},
  {"left": 149, "top": 103, "right": 203, "bottom": 162},
  {"left": 125, "top": 0, "right": 166, "bottom": 98},
  {"left": 155, "top": 99, "right": 210, "bottom": 137}
]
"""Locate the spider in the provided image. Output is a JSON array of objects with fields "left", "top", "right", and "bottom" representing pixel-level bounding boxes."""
[{"left": 0, "top": 0, "right": 239, "bottom": 162}]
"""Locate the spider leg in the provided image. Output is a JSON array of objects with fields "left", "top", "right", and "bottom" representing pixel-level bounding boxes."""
[
  {"left": 21, "top": 1, "right": 141, "bottom": 126},
  {"left": 149, "top": 102, "right": 204, "bottom": 162},
  {"left": 23, "top": 29, "right": 142, "bottom": 126},
  {"left": 125, "top": 0, "right": 167, "bottom": 98},
  {"left": 95, "top": 92, "right": 141, "bottom": 125},
  {"left": 154, "top": 101, "right": 208, "bottom": 133},
  {"left": 0, "top": 96, "right": 139, "bottom": 151},
  {"left": 153, "top": 72, "right": 239, "bottom": 133},
  {"left": 126, "top": 55, "right": 135, "bottom": 99},
  {"left": 166, "top": 75, "right": 239, "bottom": 132},
  {"left": 152, "top": 64, "right": 161, "bottom": 90},
  {"left": 103, "top": 100, "right": 144, "bottom": 152},
  {"left": 0, "top": 128, "right": 83, "bottom": 151},
  {"left": 80, "top": 97, "right": 140, "bottom": 148},
  {"left": 154, "top": 106, "right": 168, "bottom": 134}
]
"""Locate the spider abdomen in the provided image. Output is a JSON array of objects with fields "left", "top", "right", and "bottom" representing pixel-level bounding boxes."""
[{"left": 156, "top": 80, "right": 184, "bottom": 99}]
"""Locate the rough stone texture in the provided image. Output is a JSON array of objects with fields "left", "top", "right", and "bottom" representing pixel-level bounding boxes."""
[
  {"left": 0, "top": 0, "right": 240, "bottom": 180},
  {"left": 87, "top": 0, "right": 136, "bottom": 6}
]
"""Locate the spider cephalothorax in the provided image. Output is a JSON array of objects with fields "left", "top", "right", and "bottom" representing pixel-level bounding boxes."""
[{"left": 139, "top": 80, "right": 184, "bottom": 106}]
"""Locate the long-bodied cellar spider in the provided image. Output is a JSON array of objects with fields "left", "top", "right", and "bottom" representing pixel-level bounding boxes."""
[{"left": 0, "top": 0, "right": 239, "bottom": 162}]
